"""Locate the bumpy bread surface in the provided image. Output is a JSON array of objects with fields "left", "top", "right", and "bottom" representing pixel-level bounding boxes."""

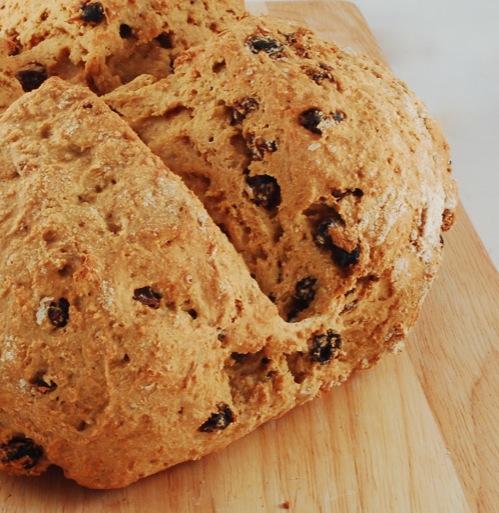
[
  {"left": 0, "top": 0, "right": 244, "bottom": 94},
  {"left": 0, "top": 16, "right": 459, "bottom": 490},
  {"left": 0, "top": 78, "right": 340, "bottom": 488},
  {"left": 0, "top": 39, "right": 23, "bottom": 114},
  {"left": 105, "top": 15, "right": 458, "bottom": 369}
]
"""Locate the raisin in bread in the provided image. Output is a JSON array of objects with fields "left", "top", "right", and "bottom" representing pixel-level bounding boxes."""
[
  {"left": 105, "top": 14, "right": 458, "bottom": 371},
  {"left": 0, "top": 0, "right": 244, "bottom": 95},
  {"left": 0, "top": 78, "right": 320, "bottom": 488}
]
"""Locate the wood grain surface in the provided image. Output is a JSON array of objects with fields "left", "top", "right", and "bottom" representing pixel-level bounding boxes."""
[{"left": 1, "top": 2, "right": 497, "bottom": 512}]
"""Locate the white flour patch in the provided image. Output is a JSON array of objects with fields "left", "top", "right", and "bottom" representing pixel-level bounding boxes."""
[{"left": 100, "top": 281, "right": 115, "bottom": 307}]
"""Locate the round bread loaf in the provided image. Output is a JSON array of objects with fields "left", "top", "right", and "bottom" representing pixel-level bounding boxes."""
[
  {"left": 0, "top": 14, "right": 458, "bottom": 490},
  {"left": 0, "top": 0, "right": 244, "bottom": 94},
  {"left": 105, "top": 14, "right": 458, "bottom": 371}
]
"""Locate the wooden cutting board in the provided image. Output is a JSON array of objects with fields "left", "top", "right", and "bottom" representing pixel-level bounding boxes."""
[{"left": 1, "top": 2, "right": 497, "bottom": 512}]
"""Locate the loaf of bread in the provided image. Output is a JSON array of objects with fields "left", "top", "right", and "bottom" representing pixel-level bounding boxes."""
[
  {"left": 0, "top": 0, "right": 244, "bottom": 94},
  {"left": 0, "top": 12, "right": 457, "bottom": 490}
]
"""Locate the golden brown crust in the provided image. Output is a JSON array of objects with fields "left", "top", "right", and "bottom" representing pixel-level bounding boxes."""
[
  {"left": 105, "top": 15, "right": 458, "bottom": 369},
  {"left": 0, "top": 13, "right": 458, "bottom": 490}
]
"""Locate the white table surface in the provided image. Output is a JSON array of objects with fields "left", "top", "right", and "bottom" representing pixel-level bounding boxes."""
[{"left": 264, "top": 0, "right": 499, "bottom": 270}]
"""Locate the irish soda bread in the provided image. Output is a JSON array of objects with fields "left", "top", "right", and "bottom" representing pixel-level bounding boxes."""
[
  {"left": 0, "top": 0, "right": 244, "bottom": 95},
  {"left": 0, "top": 38, "right": 23, "bottom": 115},
  {"left": 0, "top": 14, "right": 457, "bottom": 489}
]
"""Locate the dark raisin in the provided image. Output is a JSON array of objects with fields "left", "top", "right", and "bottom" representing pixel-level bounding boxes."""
[
  {"left": 288, "top": 276, "right": 317, "bottom": 321},
  {"left": 310, "top": 330, "right": 342, "bottom": 364},
  {"left": 331, "top": 188, "right": 364, "bottom": 200},
  {"left": 133, "top": 286, "right": 162, "bottom": 309},
  {"left": 314, "top": 220, "right": 360, "bottom": 268},
  {"left": 332, "top": 111, "right": 346, "bottom": 122},
  {"left": 295, "top": 276, "right": 317, "bottom": 304},
  {"left": 331, "top": 244, "right": 360, "bottom": 268},
  {"left": 77, "top": 421, "right": 89, "bottom": 432},
  {"left": 48, "top": 298, "right": 70, "bottom": 328},
  {"left": 230, "top": 97, "right": 259, "bottom": 125},
  {"left": 33, "top": 376, "right": 58, "bottom": 394},
  {"left": 299, "top": 109, "right": 324, "bottom": 135},
  {"left": 199, "top": 403, "right": 234, "bottom": 433},
  {"left": 0, "top": 436, "right": 44, "bottom": 470},
  {"left": 212, "top": 60, "right": 226, "bottom": 73},
  {"left": 156, "top": 32, "right": 173, "bottom": 49},
  {"left": 340, "top": 299, "right": 358, "bottom": 315},
  {"left": 119, "top": 23, "right": 133, "bottom": 38},
  {"left": 231, "top": 352, "right": 246, "bottom": 363},
  {"left": 246, "top": 174, "right": 281, "bottom": 210},
  {"left": 255, "top": 139, "right": 277, "bottom": 156},
  {"left": 246, "top": 34, "right": 284, "bottom": 56},
  {"left": 8, "top": 45, "right": 20, "bottom": 56},
  {"left": 246, "top": 134, "right": 277, "bottom": 160},
  {"left": 16, "top": 65, "right": 48, "bottom": 92},
  {"left": 311, "top": 70, "right": 333, "bottom": 84},
  {"left": 305, "top": 63, "right": 335, "bottom": 84},
  {"left": 314, "top": 219, "right": 334, "bottom": 248},
  {"left": 80, "top": 2, "right": 105, "bottom": 24}
]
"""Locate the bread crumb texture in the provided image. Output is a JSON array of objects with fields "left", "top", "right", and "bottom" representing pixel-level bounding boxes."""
[
  {"left": 0, "top": 38, "right": 23, "bottom": 114},
  {"left": 0, "top": 13, "right": 457, "bottom": 489}
]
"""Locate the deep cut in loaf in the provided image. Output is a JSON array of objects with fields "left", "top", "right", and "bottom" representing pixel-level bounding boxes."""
[{"left": 105, "top": 14, "right": 457, "bottom": 371}]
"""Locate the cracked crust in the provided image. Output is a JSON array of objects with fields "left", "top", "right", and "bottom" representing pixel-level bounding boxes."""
[
  {"left": 105, "top": 15, "right": 458, "bottom": 369},
  {"left": 0, "top": 0, "right": 244, "bottom": 95}
]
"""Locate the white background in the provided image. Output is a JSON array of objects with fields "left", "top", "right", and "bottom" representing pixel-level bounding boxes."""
[{"left": 264, "top": 0, "right": 499, "bottom": 270}]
